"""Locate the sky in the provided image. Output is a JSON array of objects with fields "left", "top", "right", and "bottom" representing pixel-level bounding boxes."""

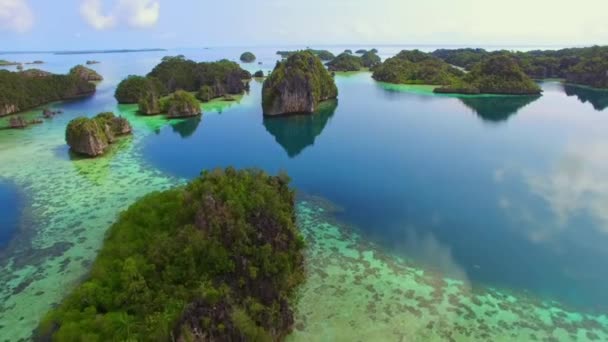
[{"left": 1, "top": 0, "right": 607, "bottom": 51}]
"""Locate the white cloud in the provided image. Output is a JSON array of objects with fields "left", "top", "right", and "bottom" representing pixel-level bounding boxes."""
[
  {"left": 0, "top": 0, "right": 34, "bottom": 33},
  {"left": 80, "top": 0, "right": 159, "bottom": 30},
  {"left": 80, "top": 0, "right": 115, "bottom": 30}
]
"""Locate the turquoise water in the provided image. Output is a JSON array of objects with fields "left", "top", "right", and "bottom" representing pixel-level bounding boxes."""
[{"left": 1, "top": 47, "right": 608, "bottom": 341}]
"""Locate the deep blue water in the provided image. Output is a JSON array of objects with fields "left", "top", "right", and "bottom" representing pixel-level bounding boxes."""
[
  {"left": 2, "top": 46, "right": 608, "bottom": 315},
  {"left": 0, "top": 180, "right": 21, "bottom": 249},
  {"left": 143, "top": 74, "right": 608, "bottom": 313}
]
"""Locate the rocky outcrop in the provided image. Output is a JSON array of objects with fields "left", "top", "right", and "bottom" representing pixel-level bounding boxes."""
[
  {"left": 20, "top": 69, "right": 52, "bottom": 78},
  {"left": 138, "top": 91, "right": 161, "bottom": 115},
  {"left": 0, "top": 104, "right": 19, "bottom": 117},
  {"left": 8, "top": 117, "right": 28, "bottom": 129},
  {"left": 262, "top": 51, "right": 338, "bottom": 116},
  {"left": 164, "top": 90, "right": 201, "bottom": 118},
  {"left": 69, "top": 65, "right": 103, "bottom": 82},
  {"left": 65, "top": 112, "right": 132, "bottom": 157}
]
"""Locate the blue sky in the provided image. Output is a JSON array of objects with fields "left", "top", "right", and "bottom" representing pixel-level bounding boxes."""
[{"left": 1, "top": 0, "right": 607, "bottom": 50}]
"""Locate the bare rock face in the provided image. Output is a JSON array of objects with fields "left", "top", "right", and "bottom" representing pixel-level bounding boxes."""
[
  {"left": 8, "top": 116, "right": 28, "bottom": 129},
  {"left": 0, "top": 104, "right": 19, "bottom": 117},
  {"left": 262, "top": 51, "right": 337, "bottom": 116},
  {"left": 65, "top": 112, "right": 132, "bottom": 157},
  {"left": 138, "top": 91, "right": 161, "bottom": 115}
]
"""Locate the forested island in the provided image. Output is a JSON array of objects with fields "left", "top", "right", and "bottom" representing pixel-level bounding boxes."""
[
  {"left": 37, "top": 168, "right": 305, "bottom": 341},
  {"left": 114, "top": 56, "right": 251, "bottom": 117},
  {"left": 431, "top": 45, "right": 608, "bottom": 89},
  {"left": 371, "top": 50, "right": 540, "bottom": 95},
  {"left": 0, "top": 67, "right": 97, "bottom": 116},
  {"left": 263, "top": 51, "right": 338, "bottom": 115},
  {"left": 65, "top": 112, "right": 132, "bottom": 157},
  {"left": 326, "top": 51, "right": 381, "bottom": 71},
  {"left": 277, "top": 49, "right": 335, "bottom": 61},
  {"left": 240, "top": 52, "right": 256, "bottom": 63}
]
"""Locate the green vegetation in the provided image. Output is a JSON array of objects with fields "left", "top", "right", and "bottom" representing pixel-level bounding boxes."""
[
  {"left": 116, "top": 56, "right": 251, "bottom": 107},
  {"left": 0, "top": 69, "right": 95, "bottom": 116},
  {"left": 0, "top": 60, "right": 19, "bottom": 66},
  {"left": 69, "top": 65, "right": 103, "bottom": 81},
  {"left": 36, "top": 168, "right": 305, "bottom": 341},
  {"left": 372, "top": 50, "right": 463, "bottom": 85},
  {"left": 115, "top": 75, "right": 166, "bottom": 104},
  {"left": 263, "top": 51, "right": 338, "bottom": 115},
  {"left": 240, "top": 52, "right": 256, "bottom": 63},
  {"left": 276, "top": 49, "right": 335, "bottom": 61},
  {"left": 161, "top": 90, "right": 201, "bottom": 118},
  {"left": 432, "top": 45, "right": 608, "bottom": 89},
  {"left": 355, "top": 49, "right": 367, "bottom": 54},
  {"left": 327, "top": 53, "right": 363, "bottom": 72},
  {"left": 435, "top": 55, "right": 541, "bottom": 95},
  {"left": 361, "top": 51, "right": 381, "bottom": 68},
  {"left": 344, "top": 49, "right": 353, "bottom": 54},
  {"left": 65, "top": 112, "right": 132, "bottom": 157},
  {"left": 254, "top": 70, "right": 264, "bottom": 78}
]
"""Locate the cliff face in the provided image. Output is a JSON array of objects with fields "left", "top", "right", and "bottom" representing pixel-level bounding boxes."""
[
  {"left": 262, "top": 51, "right": 338, "bottom": 116},
  {"left": 0, "top": 104, "right": 19, "bottom": 117},
  {"left": 65, "top": 112, "right": 132, "bottom": 157},
  {"left": 138, "top": 91, "right": 161, "bottom": 115},
  {"left": 164, "top": 90, "right": 201, "bottom": 118}
]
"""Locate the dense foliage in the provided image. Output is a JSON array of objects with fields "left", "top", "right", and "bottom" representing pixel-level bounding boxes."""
[
  {"left": 37, "top": 168, "right": 305, "bottom": 341},
  {"left": 372, "top": 50, "right": 463, "bottom": 85},
  {"left": 0, "top": 69, "right": 95, "bottom": 116},
  {"left": 432, "top": 46, "right": 608, "bottom": 89},
  {"left": 263, "top": 51, "right": 338, "bottom": 114},
  {"left": 276, "top": 49, "right": 335, "bottom": 61},
  {"left": 361, "top": 51, "right": 381, "bottom": 68},
  {"left": 161, "top": 90, "right": 201, "bottom": 118},
  {"left": 344, "top": 49, "right": 353, "bottom": 54},
  {"left": 115, "top": 75, "right": 167, "bottom": 104},
  {"left": 240, "top": 52, "right": 256, "bottom": 63},
  {"left": 327, "top": 53, "right": 363, "bottom": 72},
  {"left": 69, "top": 65, "right": 103, "bottom": 81},
  {"left": 115, "top": 56, "right": 251, "bottom": 105},
  {"left": 65, "top": 112, "right": 131, "bottom": 156},
  {"left": 253, "top": 70, "right": 264, "bottom": 78},
  {"left": 435, "top": 55, "right": 541, "bottom": 95}
]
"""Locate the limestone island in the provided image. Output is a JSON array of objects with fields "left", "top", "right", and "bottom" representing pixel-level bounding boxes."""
[
  {"left": 70, "top": 65, "right": 103, "bottom": 82},
  {"left": 0, "top": 67, "right": 96, "bottom": 117},
  {"left": 240, "top": 51, "right": 256, "bottom": 63},
  {"left": 253, "top": 70, "right": 264, "bottom": 78},
  {"left": 65, "top": 112, "right": 132, "bottom": 157},
  {"left": 36, "top": 168, "right": 305, "bottom": 341},
  {"left": 263, "top": 51, "right": 338, "bottom": 115},
  {"left": 86, "top": 60, "right": 100, "bottom": 65},
  {"left": 115, "top": 56, "right": 251, "bottom": 117}
]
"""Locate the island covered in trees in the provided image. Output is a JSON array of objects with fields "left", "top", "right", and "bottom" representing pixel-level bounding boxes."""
[
  {"left": 37, "top": 168, "right": 305, "bottom": 341},
  {"left": 240, "top": 52, "right": 256, "bottom": 63},
  {"left": 65, "top": 112, "right": 132, "bottom": 157},
  {"left": 263, "top": 51, "right": 338, "bottom": 115},
  {"left": 0, "top": 67, "right": 97, "bottom": 117},
  {"left": 326, "top": 50, "right": 381, "bottom": 71},
  {"left": 114, "top": 56, "right": 252, "bottom": 116}
]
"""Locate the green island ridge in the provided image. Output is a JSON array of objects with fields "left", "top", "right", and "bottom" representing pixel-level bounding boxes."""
[
  {"left": 240, "top": 51, "right": 256, "bottom": 63},
  {"left": 372, "top": 50, "right": 464, "bottom": 85},
  {"left": 0, "top": 68, "right": 96, "bottom": 117},
  {"left": 69, "top": 65, "right": 103, "bottom": 82},
  {"left": 434, "top": 55, "right": 542, "bottom": 95},
  {"left": 431, "top": 46, "right": 608, "bottom": 89},
  {"left": 276, "top": 49, "right": 336, "bottom": 61},
  {"left": 65, "top": 112, "right": 132, "bottom": 157},
  {"left": 36, "top": 168, "right": 305, "bottom": 341},
  {"left": 116, "top": 56, "right": 251, "bottom": 112},
  {"left": 262, "top": 51, "right": 338, "bottom": 115},
  {"left": 327, "top": 52, "right": 364, "bottom": 72}
]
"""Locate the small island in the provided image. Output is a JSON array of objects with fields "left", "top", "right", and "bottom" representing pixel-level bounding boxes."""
[
  {"left": 0, "top": 68, "right": 96, "bottom": 117},
  {"left": 70, "top": 65, "right": 103, "bottom": 82},
  {"left": 86, "top": 60, "right": 100, "bottom": 65},
  {"left": 65, "top": 112, "right": 132, "bottom": 157},
  {"left": 240, "top": 51, "right": 256, "bottom": 63},
  {"left": 372, "top": 50, "right": 464, "bottom": 85},
  {"left": 36, "top": 168, "right": 304, "bottom": 341},
  {"left": 263, "top": 51, "right": 338, "bottom": 115},
  {"left": 327, "top": 52, "right": 363, "bottom": 72},
  {"left": 115, "top": 56, "right": 251, "bottom": 113},
  {"left": 253, "top": 70, "right": 264, "bottom": 78}
]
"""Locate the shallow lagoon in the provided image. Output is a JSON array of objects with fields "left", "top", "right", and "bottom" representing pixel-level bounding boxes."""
[{"left": 1, "top": 47, "right": 608, "bottom": 341}]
